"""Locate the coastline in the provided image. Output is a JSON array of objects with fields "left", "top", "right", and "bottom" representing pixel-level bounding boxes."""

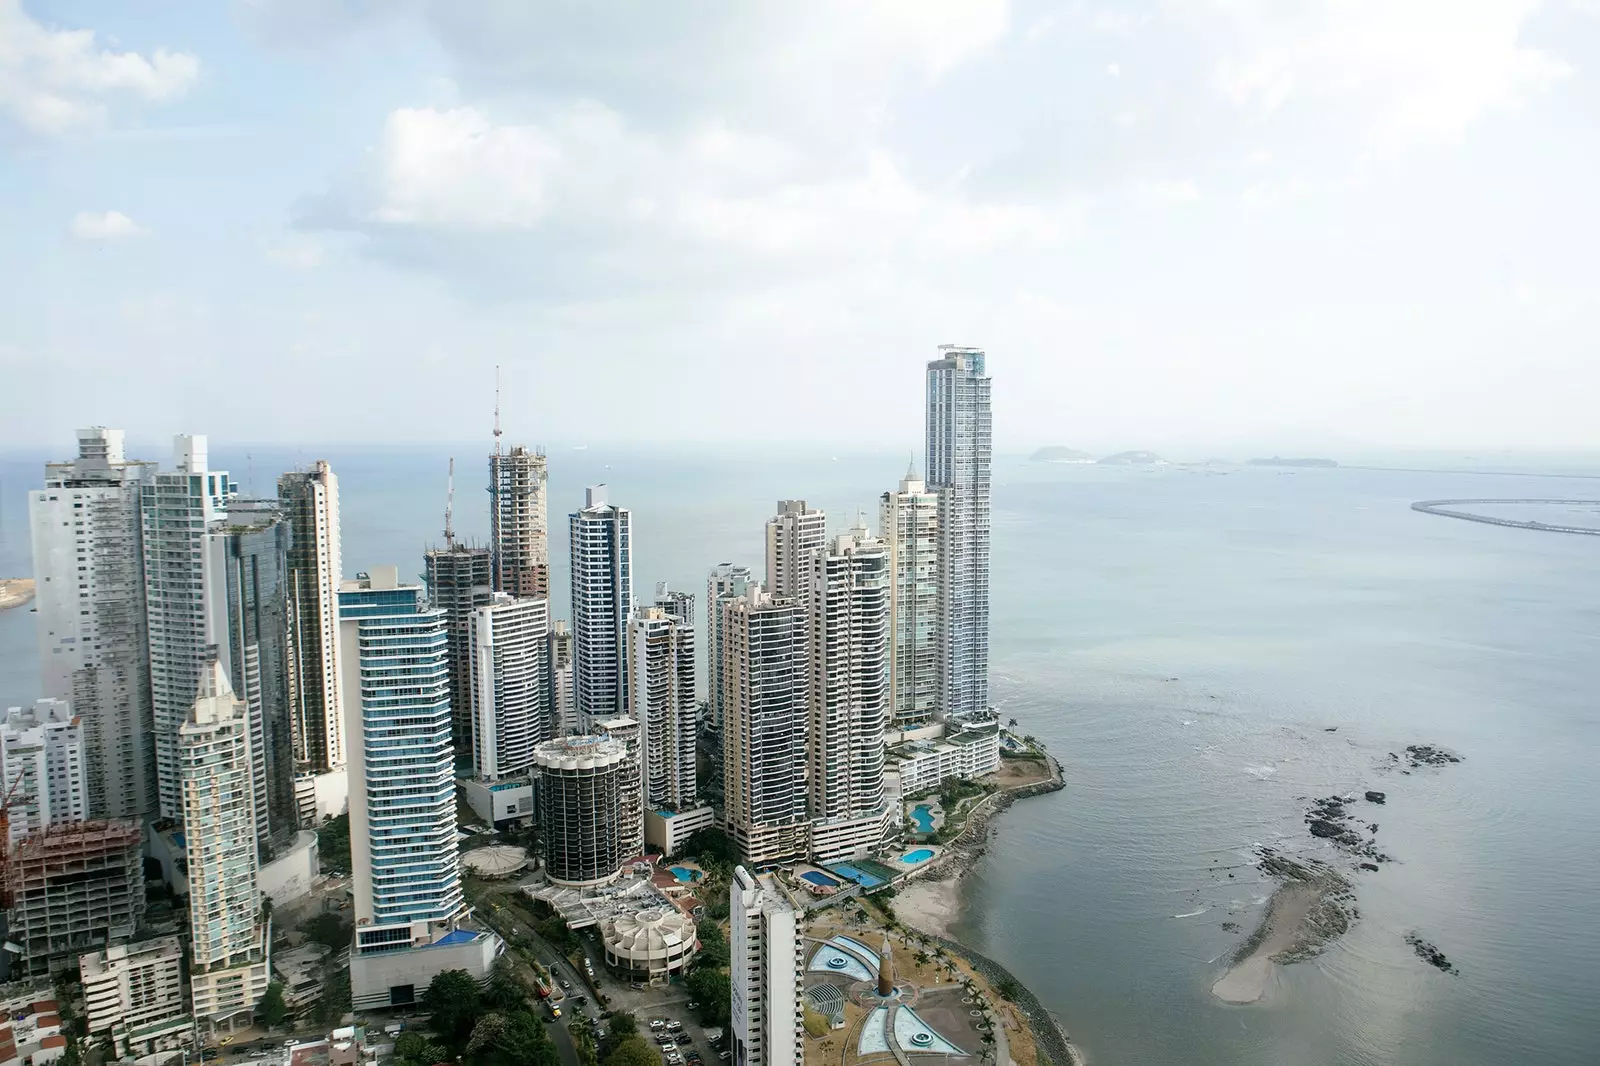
[
  {"left": 1210, "top": 850, "right": 1354, "bottom": 1005},
  {"left": 0, "top": 579, "right": 35, "bottom": 612}
]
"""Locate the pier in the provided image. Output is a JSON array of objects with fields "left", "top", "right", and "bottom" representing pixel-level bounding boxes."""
[{"left": 1411, "top": 499, "right": 1600, "bottom": 536}]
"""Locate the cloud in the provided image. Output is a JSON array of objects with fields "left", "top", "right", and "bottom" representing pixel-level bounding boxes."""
[
  {"left": 264, "top": 234, "right": 326, "bottom": 269},
  {"left": 69, "top": 210, "right": 148, "bottom": 240},
  {"left": 0, "top": 0, "right": 199, "bottom": 134},
  {"left": 1137, "top": 179, "right": 1202, "bottom": 206}
]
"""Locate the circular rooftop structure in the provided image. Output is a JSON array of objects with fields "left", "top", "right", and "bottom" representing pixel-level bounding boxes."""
[
  {"left": 532, "top": 734, "right": 627, "bottom": 771},
  {"left": 601, "top": 906, "right": 698, "bottom": 983},
  {"left": 461, "top": 844, "right": 529, "bottom": 878}
]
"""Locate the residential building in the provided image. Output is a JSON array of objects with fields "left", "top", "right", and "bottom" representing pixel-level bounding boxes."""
[
  {"left": 570, "top": 486, "right": 632, "bottom": 724},
  {"left": 533, "top": 735, "right": 628, "bottom": 887},
  {"left": 548, "top": 621, "right": 575, "bottom": 736},
  {"left": 705, "top": 563, "right": 755, "bottom": 734},
  {"left": 0, "top": 990, "right": 67, "bottom": 1066},
  {"left": 721, "top": 588, "right": 810, "bottom": 868},
  {"left": 181, "top": 657, "right": 271, "bottom": 1034},
  {"left": 30, "top": 427, "right": 158, "bottom": 821},
  {"left": 765, "top": 501, "right": 825, "bottom": 600},
  {"left": 590, "top": 715, "right": 643, "bottom": 859},
  {"left": 643, "top": 805, "right": 717, "bottom": 857},
  {"left": 0, "top": 700, "right": 87, "bottom": 846},
  {"left": 489, "top": 445, "right": 550, "bottom": 598},
  {"left": 807, "top": 525, "right": 894, "bottom": 864},
  {"left": 628, "top": 607, "right": 696, "bottom": 812},
  {"left": 2, "top": 820, "right": 144, "bottom": 977},
  {"left": 79, "top": 936, "right": 191, "bottom": 1058},
  {"left": 278, "top": 460, "right": 345, "bottom": 773},
  {"left": 879, "top": 468, "right": 940, "bottom": 728},
  {"left": 469, "top": 594, "right": 551, "bottom": 779},
  {"left": 926, "top": 346, "right": 993, "bottom": 719},
  {"left": 423, "top": 545, "right": 493, "bottom": 760},
  {"left": 885, "top": 720, "right": 1001, "bottom": 797},
  {"left": 730, "top": 866, "right": 802, "bottom": 1066}
]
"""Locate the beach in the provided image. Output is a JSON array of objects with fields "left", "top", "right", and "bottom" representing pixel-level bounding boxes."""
[
  {"left": 893, "top": 873, "right": 965, "bottom": 938},
  {"left": 0, "top": 579, "right": 34, "bottom": 611},
  {"left": 1209, "top": 882, "right": 1323, "bottom": 1004}
]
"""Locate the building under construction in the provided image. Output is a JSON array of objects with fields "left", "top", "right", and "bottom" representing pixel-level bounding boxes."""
[
  {"left": 489, "top": 445, "right": 549, "bottom": 599},
  {"left": 3, "top": 820, "right": 144, "bottom": 977}
]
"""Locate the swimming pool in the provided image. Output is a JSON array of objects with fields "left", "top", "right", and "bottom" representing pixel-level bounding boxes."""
[
  {"left": 669, "top": 866, "right": 702, "bottom": 882},
  {"left": 828, "top": 863, "right": 885, "bottom": 889},
  {"left": 800, "top": 870, "right": 843, "bottom": 888},
  {"left": 900, "top": 848, "right": 935, "bottom": 865},
  {"left": 910, "top": 804, "right": 935, "bottom": 832}
]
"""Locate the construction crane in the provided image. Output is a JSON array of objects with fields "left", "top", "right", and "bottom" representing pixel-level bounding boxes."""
[
  {"left": 0, "top": 768, "right": 30, "bottom": 908},
  {"left": 444, "top": 457, "right": 457, "bottom": 549}
]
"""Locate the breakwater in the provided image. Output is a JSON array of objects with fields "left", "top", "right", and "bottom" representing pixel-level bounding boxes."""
[
  {"left": 1411, "top": 499, "right": 1600, "bottom": 536},
  {"left": 921, "top": 931, "right": 1085, "bottom": 1066}
]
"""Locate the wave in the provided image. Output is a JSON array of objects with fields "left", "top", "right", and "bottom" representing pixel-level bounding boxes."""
[
  {"left": 1172, "top": 907, "right": 1208, "bottom": 919},
  {"left": 1243, "top": 765, "right": 1278, "bottom": 779}
]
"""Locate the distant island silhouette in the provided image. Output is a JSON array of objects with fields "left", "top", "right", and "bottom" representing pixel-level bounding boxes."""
[
  {"left": 1249, "top": 456, "right": 1339, "bottom": 468},
  {"left": 1030, "top": 446, "right": 1095, "bottom": 463},
  {"left": 1098, "top": 450, "right": 1166, "bottom": 466}
]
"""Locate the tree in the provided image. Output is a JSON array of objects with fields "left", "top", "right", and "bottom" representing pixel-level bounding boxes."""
[
  {"left": 682, "top": 827, "right": 739, "bottom": 866},
  {"left": 603, "top": 1036, "right": 659, "bottom": 1066},
  {"left": 256, "top": 981, "right": 288, "bottom": 1029},
  {"left": 317, "top": 813, "right": 352, "bottom": 874},
  {"left": 424, "top": 969, "right": 484, "bottom": 1047},
  {"left": 394, "top": 1033, "right": 428, "bottom": 1065},
  {"left": 606, "top": 1012, "right": 638, "bottom": 1039},
  {"left": 686, "top": 969, "right": 731, "bottom": 1027},
  {"left": 695, "top": 920, "right": 729, "bottom": 969},
  {"left": 484, "top": 956, "right": 528, "bottom": 1011},
  {"left": 303, "top": 911, "right": 351, "bottom": 952},
  {"left": 995, "top": 976, "right": 1021, "bottom": 1000}
]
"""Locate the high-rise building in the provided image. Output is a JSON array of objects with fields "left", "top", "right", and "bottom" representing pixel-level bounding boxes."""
[
  {"left": 765, "top": 501, "right": 825, "bottom": 600},
  {"left": 628, "top": 606, "right": 696, "bottom": 812},
  {"left": 141, "top": 435, "right": 233, "bottom": 821},
  {"left": 570, "top": 486, "right": 632, "bottom": 724},
  {"left": 879, "top": 469, "right": 939, "bottom": 728},
  {"left": 721, "top": 587, "right": 810, "bottom": 868},
  {"left": 278, "top": 461, "right": 345, "bottom": 773},
  {"left": 180, "top": 657, "right": 271, "bottom": 1034},
  {"left": 30, "top": 428, "right": 157, "bottom": 821},
  {"left": 706, "top": 563, "right": 755, "bottom": 734},
  {"left": 926, "top": 346, "right": 993, "bottom": 719},
  {"left": 590, "top": 714, "right": 643, "bottom": 859},
  {"left": 730, "top": 866, "right": 803, "bottom": 1066},
  {"left": 470, "top": 595, "right": 551, "bottom": 780},
  {"left": 548, "top": 621, "right": 575, "bottom": 737},
  {"left": 0, "top": 698, "right": 87, "bottom": 847},
  {"left": 489, "top": 445, "right": 550, "bottom": 598},
  {"left": 532, "top": 735, "right": 628, "bottom": 887},
  {"left": 807, "top": 524, "right": 893, "bottom": 864},
  {"left": 423, "top": 545, "right": 493, "bottom": 760},
  {"left": 80, "top": 935, "right": 191, "bottom": 1058},
  {"left": 2, "top": 819, "right": 144, "bottom": 977},
  {"left": 341, "top": 568, "right": 496, "bottom": 1009}
]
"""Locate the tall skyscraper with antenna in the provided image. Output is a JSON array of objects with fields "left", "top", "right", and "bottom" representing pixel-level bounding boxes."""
[
  {"left": 488, "top": 370, "right": 551, "bottom": 599},
  {"left": 425, "top": 459, "right": 492, "bottom": 759}
]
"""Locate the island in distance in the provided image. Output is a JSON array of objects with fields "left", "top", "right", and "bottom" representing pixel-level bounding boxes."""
[
  {"left": 1029, "top": 445, "right": 1096, "bottom": 463},
  {"left": 1248, "top": 456, "right": 1339, "bottom": 468},
  {"left": 1098, "top": 450, "right": 1167, "bottom": 465}
]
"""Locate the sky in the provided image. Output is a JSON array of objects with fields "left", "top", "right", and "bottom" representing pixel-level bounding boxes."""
[{"left": 2, "top": 0, "right": 1598, "bottom": 455}]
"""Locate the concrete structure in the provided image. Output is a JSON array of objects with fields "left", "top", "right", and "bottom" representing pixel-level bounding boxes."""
[
  {"left": 886, "top": 721, "right": 1002, "bottom": 796},
  {"left": 548, "top": 621, "right": 575, "bottom": 736},
  {"left": 459, "top": 845, "right": 529, "bottom": 879},
  {"left": 0, "top": 990, "right": 67, "bottom": 1066},
  {"left": 80, "top": 936, "right": 191, "bottom": 1058},
  {"left": 600, "top": 906, "right": 698, "bottom": 984},
  {"left": 926, "top": 346, "right": 993, "bottom": 719},
  {"left": 278, "top": 461, "right": 346, "bottom": 773},
  {"left": 294, "top": 765, "right": 349, "bottom": 825},
  {"left": 340, "top": 568, "right": 493, "bottom": 1008},
  {"left": 705, "top": 563, "right": 755, "bottom": 734},
  {"left": 0, "top": 700, "right": 87, "bottom": 847},
  {"left": 730, "top": 866, "right": 802, "bottom": 1066},
  {"left": 589, "top": 715, "right": 643, "bottom": 860},
  {"left": 628, "top": 607, "right": 696, "bottom": 812},
  {"left": 880, "top": 469, "right": 940, "bottom": 728},
  {"left": 765, "top": 501, "right": 825, "bottom": 600},
  {"left": 423, "top": 545, "right": 493, "bottom": 759},
  {"left": 30, "top": 427, "right": 158, "bottom": 822},
  {"left": 469, "top": 595, "right": 551, "bottom": 780},
  {"left": 643, "top": 805, "right": 716, "bottom": 857},
  {"left": 807, "top": 524, "right": 893, "bottom": 864},
  {"left": 181, "top": 658, "right": 271, "bottom": 1033},
  {"left": 533, "top": 735, "right": 628, "bottom": 887},
  {"left": 271, "top": 942, "right": 328, "bottom": 1021},
  {"left": 141, "top": 434, "right": 233, "bottom": 821},
  {"left": 258, "top": 829, "right": 320, "bottom": 907},
  {"left": 459, "top": 777, "right": 534, "bottom": 827},
  {"left": 489, "top": 445, "right": 550, "bottom": 599},
  {"left": 3, "top": 819, "right": 145, "bottom": 976},
  {"left": 721, "top": 588, "right": 810, "bottom": 868},
  {"left": 570, "top": 486, "right": 632, "bottom": 725}
]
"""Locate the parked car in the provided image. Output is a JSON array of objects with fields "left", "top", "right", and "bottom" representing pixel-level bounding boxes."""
[
  {"left": 666, "top": 1021, "right": 683, "bottom": 1032},
  {"left": 676, "top": 1035, "right": 693, "bottom": 1046},
  {"left": 649, "top": 1020, "right": 666, "bottom": 1030}
]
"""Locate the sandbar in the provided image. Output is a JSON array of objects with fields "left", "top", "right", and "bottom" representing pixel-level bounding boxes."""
[
  {"left": 1210, "top": 882, "right": 1320, "bottom": 1004},
  {"left": 0, "top": 579, "right": 35, "bottom": 611}
]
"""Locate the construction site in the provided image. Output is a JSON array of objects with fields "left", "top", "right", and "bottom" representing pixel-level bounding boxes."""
[{"left": 2, "top": 820, "right": 145, "bottom": 977}]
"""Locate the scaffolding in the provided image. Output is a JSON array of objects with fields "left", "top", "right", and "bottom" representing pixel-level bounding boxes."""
[{"left": 4, "top": 820, "right": 145, "bottom": 976}]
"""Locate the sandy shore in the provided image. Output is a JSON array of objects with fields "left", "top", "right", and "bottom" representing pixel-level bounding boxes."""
[
  {"left": 1210, "top": 882, "right": 1321, "bottom": 1004},
  {"left": 0, "top": 579, "right": 35, "bottom": 611},
  {"left": 893, "top": 873, "right": 964, "bottom": 938}
]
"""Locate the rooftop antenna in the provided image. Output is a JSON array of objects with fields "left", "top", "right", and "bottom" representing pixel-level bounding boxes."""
[
  {"left": 444, "top": 457, "right": 456, "bottom": 548},
  {"left": 492, "top": 364, "right": 503, "bottom": 456}
]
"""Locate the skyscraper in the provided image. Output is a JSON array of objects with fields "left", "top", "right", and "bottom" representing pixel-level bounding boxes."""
[
  {"left": 570, "top": 486, "right": 632, "bottom": 724},
  {"left": 548, "top": 621, "right": 575, "bottom": 737},
  {"left": 706, "top": 563, "right": 755, "bottom": 735},
  {"left": 806, "top": 524, "right": 893, "bottom": 863},
  {"left": 278, "top": 461, "right": 345, "bottom": 773},
  {"left": 730, "top": 866, "right": 803, "bottom": 1066},
  {"left": 489, "top": 445, "right": 549, "bottom": 598},
  {"left": 879, "top": 469, "right": 939, "bottom": 728},
  {"left": 628, "top": 606, "right": 696, "bottom": 812},
  {"left": 721, "top": 587, "right": 810, "bottom": 868},
  {"left": 0, "top": 698, "right": 87, "bottom": 846},
  {"left": 532, "top": 735, "right": 628, "bottom": 887},
  {"left": 926, "top": 346, "right": 992, "bottom": 719},
  {"left": 30, "top": 428, "right": 158, "bottom": 821},
  {"left": 181, "top": 657, "right": 270, "bottom": 1035},
  {"left": 590, "top": 714, "right": 643, "bottom": 859},
  {"left": 765, "top": 501, "right": 825, "bottom": 600},
  {"left": 141, "top": 435, "right": 232, "bottom": 821},
  {"left": 423, "top": 545, "right": 493, "bottom": 759},
  {"left": 470, "top": 595, "right": 552, "bottom": 780}
]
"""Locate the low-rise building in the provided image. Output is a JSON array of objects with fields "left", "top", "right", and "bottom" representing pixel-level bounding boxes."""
[
  {"left": 885, "top": 721, "right": 1001, "bottom": 797},
  {"left": 0, "top": 987, "right": 67, "bottom": 1066},
  {"left": 272, "top": 943, "right": 331, "bottom": 1020},
  {"left": 79, "top": 937, "right": 190, "bottom": 1058},
  {"left": 643, "top": 806, "right": 716, "bottom": 857}
]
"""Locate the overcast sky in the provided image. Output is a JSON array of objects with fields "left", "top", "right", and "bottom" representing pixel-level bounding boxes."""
[{"left": 2, "top": 1, "right": 1597, "bottom": 454}]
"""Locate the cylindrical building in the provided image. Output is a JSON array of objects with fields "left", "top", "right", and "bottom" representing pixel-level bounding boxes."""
[
  {"left": 534, "top": 735, "right": 628, "bottom": 887},
  {"left": 601, "top": 906, "right": 699, "bottom": 984}
]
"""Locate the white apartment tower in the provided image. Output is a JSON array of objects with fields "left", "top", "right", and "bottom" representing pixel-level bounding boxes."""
[
  {"left": 30, "top": 427, "right": 158, "bottom": 821},
  {"left": 721, "top": 587, "right": 810, "bottom": 868},
  {"left": 470, "top": 594, "right": 552, "bottom": 780},
  {"left": 570, "top": 486, "right": 633, "bottom": 724},
  {"left": 730, "top": 866, "right": 803, "bottom": 1066},
  {"left": 926, "top": 346, "right": 993, "bottom": 719},
  {"left": 590, "top": 714, "right": 644, "bottom": 859},
  {"left": 0, "top": 698, "right": 88, "bottom": 846},
  {"left": 706, "top": 563, "right": 755, "bottom": 734},
  {"left": 549, "top": 621, "right": 575, "bottom": 737},
  {"left": 765, "top": 501, "right": 825, "bottom": 600},
  {"left": 879, "top": 469, "right": 940, "bottom": 728},
  {"left": 277, "top": 461, "right": 345, "bottom": 772},
  {"left": 79, "top": 935, "right": 190, "bottom": 1058},
  {"left": 628, "top": 606, "right": 696, "bottom": 811},
  {"left": 180, "top": 657, "right": 271, "bottom": 1034}
]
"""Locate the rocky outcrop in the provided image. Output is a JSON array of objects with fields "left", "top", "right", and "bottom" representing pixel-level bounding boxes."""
[
  {"left": 1405, "top": 933, "right": 1460, "bottom": 975},
  {"left": 1364, "top": 791, "right": 1386, "bottom": 804}
]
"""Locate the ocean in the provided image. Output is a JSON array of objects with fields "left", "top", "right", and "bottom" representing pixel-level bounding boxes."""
[{"left": 2, "top": 444, "right": 1597, "bottom": 1066}]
